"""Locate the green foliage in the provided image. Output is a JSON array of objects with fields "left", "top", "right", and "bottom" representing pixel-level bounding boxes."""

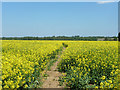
[
  {"left": 47, "top": 59, "right": 57, "bottom": 71},
  {"left": 2, "top": 36, "right": 118, "bottom": 41},
  {"left": 62, "top": 43, "right": 68, "bottom": 48}
]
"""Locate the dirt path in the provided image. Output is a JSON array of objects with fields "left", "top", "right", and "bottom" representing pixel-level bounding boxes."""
[{"left": 42, "top": 47, "right": 66, "bottom": 88}]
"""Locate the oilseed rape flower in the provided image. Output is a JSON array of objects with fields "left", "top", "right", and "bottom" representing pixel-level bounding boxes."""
[
  {"left": 101, "top": 76, "right": 106, "bottom": 80},
  {"left": 108, "top": 80, "right": 112, "bottom": 84},
  {"left": 100, "top": 82, "right": 104, "bottom": 86},
  {"left": 2, "top": 40, "right": 63, "bottom": 88},
  {"left": 2, "top": 41, "right": 119, "bottom": 89},
  {"left": 71, "top": 78, "right": 75, "bottom": 81},
  {"left": 95, "top": 86, "right": 98, "bottom": 89},
  {"left": 110, "top": 84, "right": 114, "bottom": 88},
  {"left": 24, "top": 84, "right": 28, "bottom": 88},
  {"left": 58, "top": 41, "right": 118, "bottom": 89}
]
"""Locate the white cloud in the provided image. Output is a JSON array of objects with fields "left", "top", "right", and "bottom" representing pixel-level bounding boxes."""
[{"left": 97, "top": 0, "right": 117, "bottom": 4}]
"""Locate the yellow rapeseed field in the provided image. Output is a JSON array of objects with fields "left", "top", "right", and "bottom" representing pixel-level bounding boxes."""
[
  {"left": 2, "top": 40, "right": 119, "bottom": 89},
  {"left": 2, "top": 40, "right": 62, "bottom": 88},
  {"left": 58, "top": 41, "right": 119, "bottom": 89}
]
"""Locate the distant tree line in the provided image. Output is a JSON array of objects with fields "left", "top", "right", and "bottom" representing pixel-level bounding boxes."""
[{"left": 1, "top": 35, "right": 118, "bottom": 41}]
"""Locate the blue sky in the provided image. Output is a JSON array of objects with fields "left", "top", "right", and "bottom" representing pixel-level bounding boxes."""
[{"left": 2, "top": 2, "right": 118, "bottom": 37}]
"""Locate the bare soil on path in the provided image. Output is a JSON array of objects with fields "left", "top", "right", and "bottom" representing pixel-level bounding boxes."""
[{"left": 42, "top": 47, "right": 66, "bottom": 88}]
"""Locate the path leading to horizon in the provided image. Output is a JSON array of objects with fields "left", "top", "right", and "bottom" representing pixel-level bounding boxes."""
[{"left": 42, "top": 47, "right": 66, "bottom": 88}]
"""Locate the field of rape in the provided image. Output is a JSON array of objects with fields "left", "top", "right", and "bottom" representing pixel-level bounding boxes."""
[
  {"left": 2, "top": 40, "right": 119, "bottom": 89},
  {"left": 2, "top": 40, "right": 62, "bottom": 88},
  {"left": 58, "top": 41, "right": 119, "bottom": 89}
]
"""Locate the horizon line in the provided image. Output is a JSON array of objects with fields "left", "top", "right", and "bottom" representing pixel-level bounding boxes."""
[{"left": 1, "top": 35, "right": 118, "bottom": 37}]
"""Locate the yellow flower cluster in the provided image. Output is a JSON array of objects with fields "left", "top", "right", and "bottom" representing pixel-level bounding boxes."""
[
  {"left": 58, "top": 41, "right": 119, "bottom": 89},
  {"left": 2, "top": 40, "right": 62, "bottom": 88}
]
